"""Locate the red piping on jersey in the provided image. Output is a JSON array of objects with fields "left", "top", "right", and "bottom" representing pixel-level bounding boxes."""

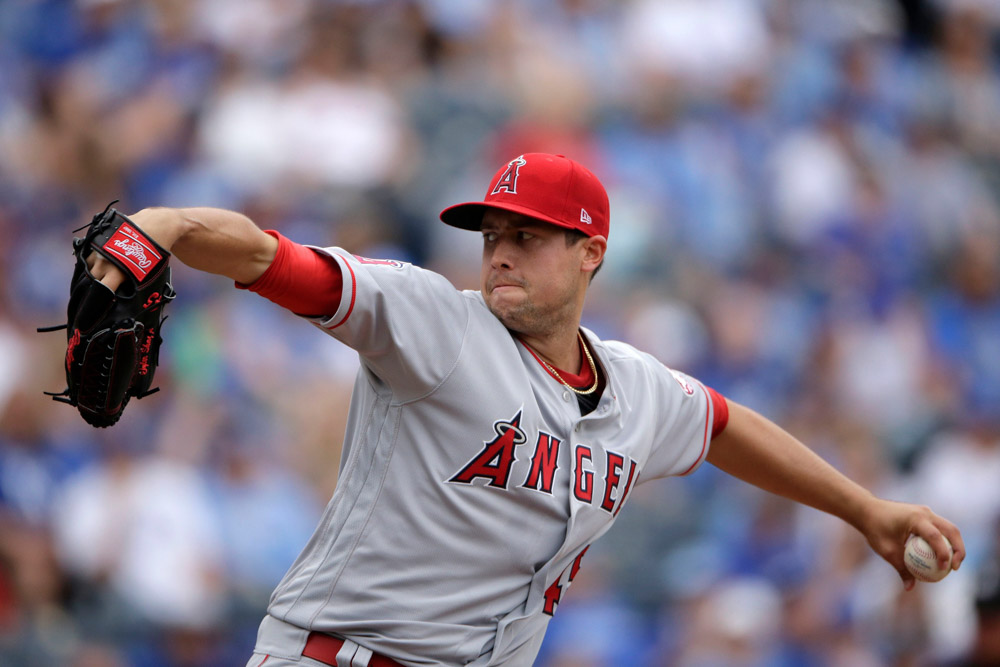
[
  {"left": 680, "top": 383, "right": 713, "bottom": 476},
  {"left": 254, "top": 655, "right": 269, "bottom": 667},
  {"left": 518, "top": 335, "right": 595, "bottom": 390},
  {"left": 328, "top": 256, "right": 357, "bottom": 329}
]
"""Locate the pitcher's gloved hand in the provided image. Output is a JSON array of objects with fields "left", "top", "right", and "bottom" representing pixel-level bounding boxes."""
[{"left": 39, "top": 202, "right": 175, "bottom": 427}]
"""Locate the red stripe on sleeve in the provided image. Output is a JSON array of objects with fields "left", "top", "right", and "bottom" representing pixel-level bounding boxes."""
[
  {"left": 328, "top": 259, "right": 356, "bottom": 330},
  {"left": 680, "top": 383, "right": 712, "bottom": 476},
  {"left": 236, "top": 231, "right": 343, "bottom": 317},
  {"left": 707, "top": 387, "right": 729, "bottom": 438}
]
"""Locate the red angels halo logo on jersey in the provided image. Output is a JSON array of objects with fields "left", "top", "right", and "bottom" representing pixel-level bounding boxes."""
[
  {"left": 449, "top": 411, "right": 527, "bottom": 489},
  {"left": 491, "top": 155, "right": 527, "bottom": 195}
]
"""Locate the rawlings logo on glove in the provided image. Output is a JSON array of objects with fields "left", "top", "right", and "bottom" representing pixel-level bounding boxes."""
[
  {"left": 105, "top": 223, "right": 163, "bottom": 278},
  {"left": 38, "top": 202, "right": 176, "bottom": 427}
]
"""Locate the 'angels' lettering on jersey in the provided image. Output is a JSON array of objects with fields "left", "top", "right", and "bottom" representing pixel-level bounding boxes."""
[{"left": 448, "top": 410, "right": 641, "bottom": 514}]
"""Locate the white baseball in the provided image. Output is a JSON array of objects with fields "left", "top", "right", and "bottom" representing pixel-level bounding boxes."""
[{"left": 904, "top": 534, "right": 953, "bottom": 583}]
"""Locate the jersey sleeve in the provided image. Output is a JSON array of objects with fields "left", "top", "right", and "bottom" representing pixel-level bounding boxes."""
[
  {"left": 639, "top": 363, "right": 716, "bottom": 482},
  {"left": 306, "top": 248, "right": 471, "bottom": 402}
]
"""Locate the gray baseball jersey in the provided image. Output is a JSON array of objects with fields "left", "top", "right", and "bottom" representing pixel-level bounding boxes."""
[{"left": 251, "top": 249, "right": 716, "bottom": 666}]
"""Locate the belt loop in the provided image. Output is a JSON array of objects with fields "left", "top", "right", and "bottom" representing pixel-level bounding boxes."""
[
  {"left": 351, "top": 646, "right": 373, "bottom": 666},
  {"left": 335, "top": 640, "right": 357, "bottom": 667}
]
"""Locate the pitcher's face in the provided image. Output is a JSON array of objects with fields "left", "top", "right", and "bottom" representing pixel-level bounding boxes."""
[{"left": 480, "top": 210, "right": 591, "bottom": 337}]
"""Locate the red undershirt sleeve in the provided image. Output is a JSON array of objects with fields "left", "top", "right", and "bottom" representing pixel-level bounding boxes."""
[
  {"left": 707, "top": 387, "right": 729, "bottom": 438},
  {"left": 235, "top": 230, "right": 343, "bottom": 317}
]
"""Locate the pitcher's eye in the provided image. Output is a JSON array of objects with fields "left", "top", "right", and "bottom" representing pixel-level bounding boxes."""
[{"left": 482, "top": 232, "right": 497, "bottom": 242}]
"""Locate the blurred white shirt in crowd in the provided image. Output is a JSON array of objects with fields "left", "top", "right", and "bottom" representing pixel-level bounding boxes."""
[{"left": 51, "top": 457, "right": 225, "bottom": 628}]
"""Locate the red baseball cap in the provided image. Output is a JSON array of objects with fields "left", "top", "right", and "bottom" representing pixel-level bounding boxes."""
[{"left": 440, "top": 153, "right": 610, "bottom": 239}]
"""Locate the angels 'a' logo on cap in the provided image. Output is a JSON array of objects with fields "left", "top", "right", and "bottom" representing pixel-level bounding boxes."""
[{"left": 491, "top": 155, "right": 527, "bottom": 195}]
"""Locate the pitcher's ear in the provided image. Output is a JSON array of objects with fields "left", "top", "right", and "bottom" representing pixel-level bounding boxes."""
[{"left": 582, "top": 235, "right": 607, "bottom": 271}]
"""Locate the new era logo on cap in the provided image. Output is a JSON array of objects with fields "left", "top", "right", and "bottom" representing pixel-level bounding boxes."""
[{"left": 439, "top": 153, "right": 610, "bottom": 239}]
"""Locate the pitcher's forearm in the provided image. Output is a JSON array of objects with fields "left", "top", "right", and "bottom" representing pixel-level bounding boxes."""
[
  {"left": 131, "top": 207, "right": 278, "bottom": 284},
  {"left": 706, "top": 401, "right": 877, "bottom": 531}
]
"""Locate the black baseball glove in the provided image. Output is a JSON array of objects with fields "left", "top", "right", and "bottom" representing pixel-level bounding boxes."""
[{"left": 39, "top": 202, "right": 176, "bottom": 427}]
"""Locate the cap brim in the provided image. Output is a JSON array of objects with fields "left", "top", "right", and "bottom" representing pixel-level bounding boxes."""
[{"left": 439, "top": 201, "right": 579, "bottom": 233}]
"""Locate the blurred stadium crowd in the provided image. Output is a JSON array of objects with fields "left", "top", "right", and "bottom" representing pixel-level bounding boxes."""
[{"left": 2, "top": 0, "right": 1000, "bottom": 665}]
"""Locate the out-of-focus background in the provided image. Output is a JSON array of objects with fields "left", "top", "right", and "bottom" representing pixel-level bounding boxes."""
[{"left": 2, "top": 0, "right": 1000, "bottom": 665}]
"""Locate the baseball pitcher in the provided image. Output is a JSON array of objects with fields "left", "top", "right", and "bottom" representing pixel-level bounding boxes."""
[{"left": 66, "top": 153, "right": 964, "bottom": 666}]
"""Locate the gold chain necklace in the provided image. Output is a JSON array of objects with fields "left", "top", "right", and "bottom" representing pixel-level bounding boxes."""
[{"left": 535, "top": 332, "right": 599, "bottom": 396}]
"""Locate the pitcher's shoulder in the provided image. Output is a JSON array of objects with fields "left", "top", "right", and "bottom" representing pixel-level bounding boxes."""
[
  {"left": 588, "top": 336, "right": 652, "bottom": 366},
  {"left": 461, "top": 289, "right": 487, "bottom": 306}
]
